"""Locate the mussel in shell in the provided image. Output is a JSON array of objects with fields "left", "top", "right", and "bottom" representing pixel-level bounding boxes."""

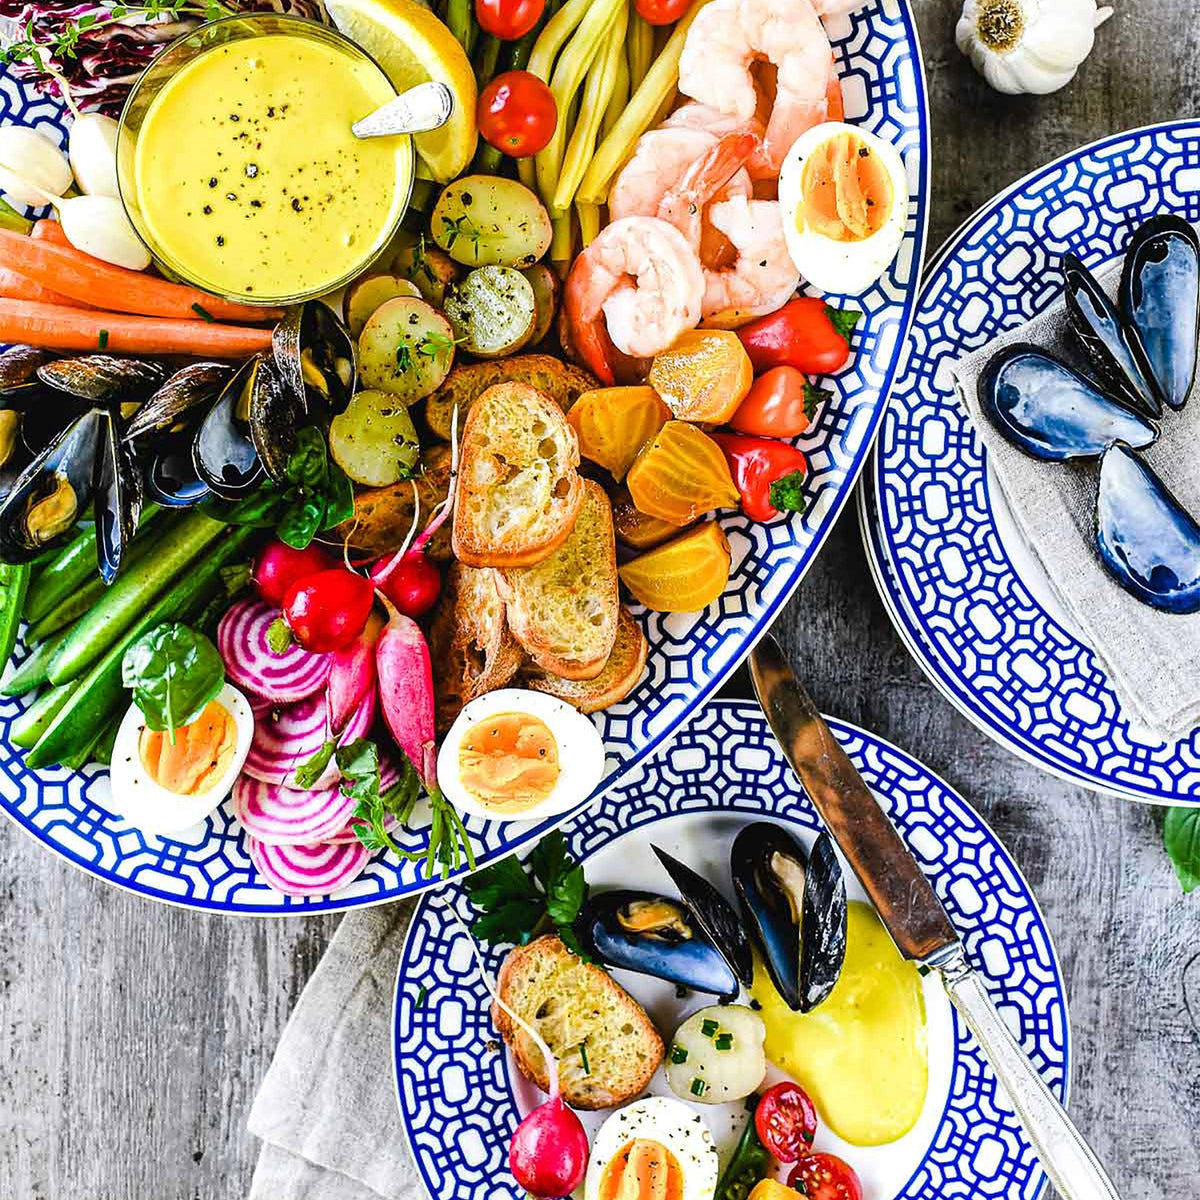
[
  {"left": 145, "top": 433, "right": 212, "bottom": 509},
  {"left": 125, "top": 361, "right": 233, "bottom": 442},
  {"left": 1119, "top": 215, "right": 1199, "bottom": 412},
  {"left": 0, "top": 346, "right": 53, "bottom": 399},
  {"left": 248, "top": 355, "right": 304, "bottom": 484},
  {"left": 1095, "top": 442, "right": 1200, "bottom": 614},
  {"left": 273, "top": 301, "right": 356, "bottom": 417},
  {"left": 580, "top": 890, "right": 742, "bottom": 997},
  {"left": 651, "top": 845, "right": 754, "bottom": 988},
  {"left": 93, "top": 412, "right": 143, "bottom": 581},
  {"left": 37, "top": 354, "right": 168, "bottom": 406},
  {"left": 979, "top": 344, "right": 1158, "bottom": 461},
  {"left": 1063, "top": 253, "right": 1163, "bottom": 418},
  {"left": 731, "top": 824, "right": 847, "bottom": 1013},
  {"left": 192, "top": 358, "right": 265, "bottom": 500}
]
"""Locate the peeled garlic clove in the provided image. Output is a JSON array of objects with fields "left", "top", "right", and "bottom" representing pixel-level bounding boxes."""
[
  {"left": 69, "top": 113, "right": 120, "bottom": 198},
  {"left": 58, "top": 195, "right": 151, "bottom": 271},
  {"left": 0, "top": 126, "right": 72, "bottom": 208}
]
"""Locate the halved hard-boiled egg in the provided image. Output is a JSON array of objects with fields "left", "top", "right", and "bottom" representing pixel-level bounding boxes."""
[
  {"left": 436, "top": 688, "right": 605, "bottom": 823},
  {"left": 584, "top": 1097, "right": 719, "bottom": 1200},
  {"left": 109, "top": 682, "right": 254, "bottom": 836},
  {"left": 778, "top": 121, "right": 908, "bottom": 295}
]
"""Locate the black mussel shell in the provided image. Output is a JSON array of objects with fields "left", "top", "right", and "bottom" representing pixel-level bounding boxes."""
[
  {"left": 1095, "top": 442, "right": 1200, "bottom": 614},
  {"left": 651, "top": 845, "right": 754, "bottom": 988},
  {"left": 145, "top": 434, "right": 212, "bottom": 508},
  {"left": 273, "top": 301, "right": 357, "bottom": 417},
  {"left": 248, "top": 355, "right": 304, "bottom": 484},
  {"left": 93, "top": 409, "right": 142, "bottom": 583},
  {"left": 21, "top": 397, "right": 88, "bottom": 457},
  {"left": 37, "top": 355, "right": 168, "bottom": 405},
  {"left": 0, "top": 407, "right": 103, "bottom": 562},
  {"left": 731, "top": 823, "right": 847, "bottom": 1013},
  {"left": 125, "top": 361, "right": 233, "bottom": 441},
  {"left": 580, "top": 890, "right": 741, "bottom": 998},
  {"left": 1119, "top": 215, "right": 1200, "bottom": 412},
  {"left": 1063, "top": 254, "right": 1163, "bottom": 418},
  {"left": 979, "top": 344, "right": 1158, "bottom": 461},
  {"left": 192, "top": 358, "right": 264, "bottom": 500},
  {"left": 0, "top": 346, "right": 54, "bottom": 400}
]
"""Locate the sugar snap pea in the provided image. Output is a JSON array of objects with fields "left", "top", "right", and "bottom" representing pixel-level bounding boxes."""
[
  {"left": 0, "top": 561, "right": 30, "bottom": 675},
  {"left": 11, "top": 682, "right": 75, "bottom": 749}
]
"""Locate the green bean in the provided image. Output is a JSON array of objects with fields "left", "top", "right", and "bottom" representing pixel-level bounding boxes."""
[
  {"left": 0, "top": 198, "right": 31, "bottom": 235},
  {"left": 12, "top": 683, "right": 74, "bottom": 750},
  {"left": 0, "top": 561, "right": 29, "bottom": 675},
  {"left": 502, "top": 0, "right": 560, "bottom": 73},
  {"left": 445, "top": 0, "right": 473, "bottom": 50},
  {"left": 576, "top": 201, "right": 601, "bottom": 248},
  {"left": 472, "top": 140, "right": 505, "bottom": 174},
  {"left": 474, "top": 33, "right": 501, "bottom": 87}
]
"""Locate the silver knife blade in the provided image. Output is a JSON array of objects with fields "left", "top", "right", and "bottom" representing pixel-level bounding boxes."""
[{"left": 749, "top": 634, "right": 958, "bottom": 963}]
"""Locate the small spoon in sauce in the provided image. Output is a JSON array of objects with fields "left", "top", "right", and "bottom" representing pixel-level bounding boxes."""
[{"left": 352, "top": 81, "right": 454, "bottom": 140}]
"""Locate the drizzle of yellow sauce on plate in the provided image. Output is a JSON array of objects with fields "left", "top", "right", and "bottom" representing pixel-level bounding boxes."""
[
  {"left": 749, "top": 901, "right": 928, "bottom": 1146},
  {"left": 131, "top": 32, "right": 411, "bottom": 301}
]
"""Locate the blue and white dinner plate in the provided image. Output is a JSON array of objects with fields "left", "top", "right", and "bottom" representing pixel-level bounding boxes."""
[
  {"left": 861, "top": 121, "right": 1200, "bottom": 806},
  {"left": 0, "top": 3, "right": 930, "bottom": 911},
  {"left": 394, "top": 700, "right": 1069, "bottom": 1200}
]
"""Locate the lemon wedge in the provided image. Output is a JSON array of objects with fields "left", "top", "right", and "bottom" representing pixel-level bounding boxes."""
[{"left": 325, "top": 0, "right": 477, "bottom": 182}]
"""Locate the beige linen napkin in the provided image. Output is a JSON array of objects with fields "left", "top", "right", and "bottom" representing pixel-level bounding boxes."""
[
  {"left": 952, "top": 256, "right": 1200, "bottom": 743},
  {"left": 247, "top": 904, "right": 421, "bottom": 1200}
]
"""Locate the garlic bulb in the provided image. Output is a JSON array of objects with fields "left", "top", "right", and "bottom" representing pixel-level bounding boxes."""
[
  {"left": 956, "top": 0, "right": 1113, "bottom": 95},
  {"left": 69, "top": 113, "right": 120, "bottom": 199},
  {"left": 0, "top": 126, "right": 72, "bottom": 208}
]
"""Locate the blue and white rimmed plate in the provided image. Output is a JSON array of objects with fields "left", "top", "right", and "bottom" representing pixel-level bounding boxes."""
[
  {"left": 393, "top": 700, "right": 1069, "bottom": 1200},
  {"left": 0, "top": 2, "right": 930, "bottom": 912},
  {"left": 861, "top": 121, "right": 1200, "bottom": 806}
]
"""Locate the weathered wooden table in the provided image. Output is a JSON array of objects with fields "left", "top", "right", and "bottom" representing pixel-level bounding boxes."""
[{"left": 2, "top": 3, "right": 1198, "bottom": 1197}]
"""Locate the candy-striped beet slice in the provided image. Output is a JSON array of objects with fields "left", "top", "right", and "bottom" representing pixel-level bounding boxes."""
[
  {"left": 243, "top": 688, "right": 377, "bottom": 787},
  {"left": 232, "top": 775, "right": 357, "bottom": 846},
  {"left": 218, "top": 599, "right": 330, "bottom": 702},
  {"left": 247, "top": 837, "right": 370, "bottom": 897}
]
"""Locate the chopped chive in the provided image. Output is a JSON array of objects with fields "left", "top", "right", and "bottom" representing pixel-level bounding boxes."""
[
  {"left": 415, "top": 984, "right": 428, "bottom": 1008},
  {"left": 191, "top": 302, "right": 215, "bottom": 323},
  {"left": 669, "top": 1045, "right": 688, "bottom": 1065},
  {"left": 714, "top": 1033, "right": 733, "bottom": 1051},
  {"left": 689, "top": 1077, "right": 706, "bottom": 1097},
  {"left": 579, "top": 1043, "right": 590, "bottom": 1075},
  {"left": 700, "top": 1018, "right": 719, "bottom": 1038},
  {"left": 97, "top": 329, "right": 109, "bottom": 350}
]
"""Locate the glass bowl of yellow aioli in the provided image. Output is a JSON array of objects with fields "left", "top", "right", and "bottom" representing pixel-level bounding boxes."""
[{"left": 116, "top": 13, "right": 414, "bottom": 306}]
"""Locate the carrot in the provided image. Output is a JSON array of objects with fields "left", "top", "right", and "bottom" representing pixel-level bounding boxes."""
[
  {"left": 0, "top": 266, "right": 95, "bottom": 309},
  {"left": 31, "top": 219, "right": 70, "bottom": 245},
  {"left": 0, "top": 228, "right": 283, "bottom": 324},
  {"left": 0, "top": 299, "right": 273, "bottom": 357}
]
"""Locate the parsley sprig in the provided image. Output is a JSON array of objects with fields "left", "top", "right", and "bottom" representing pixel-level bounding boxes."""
[{"left": 463, "top": 832, "right": 588, "bottom": 953}]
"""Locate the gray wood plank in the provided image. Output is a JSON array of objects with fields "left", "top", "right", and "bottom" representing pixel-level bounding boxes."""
[{"left": 2, "top": 3, "right": 1199, "bottom": 1197}]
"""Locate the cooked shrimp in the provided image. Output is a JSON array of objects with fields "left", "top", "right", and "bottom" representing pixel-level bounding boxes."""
[
  {"left": 677, "top": 0, "right": 842, "bottom": 175},
  {"left": 608, "top": 128, "right": 753, "bottom": 224},
  {"left": 700, "top": 197, "right": 800, "bottom": 322},
  {"left": 661, "top": 102, "right": 774, "bottom": 181},
  {"left": 564, "top": 216, "right": 705, "bottom": 384}
]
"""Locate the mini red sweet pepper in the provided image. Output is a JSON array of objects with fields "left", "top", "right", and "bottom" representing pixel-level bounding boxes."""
[
  {"left": 736, "top": 297, "right": 862, "bottom": 374},
  {"left": 710, "top": 433, "right": 808, "bottom": 523}
]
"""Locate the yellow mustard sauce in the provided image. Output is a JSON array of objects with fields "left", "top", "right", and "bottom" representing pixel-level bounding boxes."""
[
  {"left": 132, "top": 33, "right": 411, "bottom": 300},
  {"left": 749, "top": 901, "right": 928, "bottom": 1146}
]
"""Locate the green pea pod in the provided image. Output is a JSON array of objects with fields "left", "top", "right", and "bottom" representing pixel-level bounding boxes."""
[{"left": 0, "top": 561, "right": 30, "bottom": 674}]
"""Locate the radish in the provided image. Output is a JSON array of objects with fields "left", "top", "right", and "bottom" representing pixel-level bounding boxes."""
[
  {"left": 283, "top": 568, "right": 375, "bottom": 653},
  {"left": 374, "top": 594, "right": 438, "bottom": 785},
  {"left": 328, "top": 611, "right": 384, "bottom": 737},
  {"left": 253, "top": 539, "right": 335, "bottom": 607},
  {"left": 443, "top": 900, "right": 589, "bottom": 1199}
]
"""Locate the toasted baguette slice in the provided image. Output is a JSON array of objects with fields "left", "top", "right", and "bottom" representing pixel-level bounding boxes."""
[
  {"left": 423, "top": 354, "right": 598, "bottom": 441},
  {"left": 498, "top": 479, "right": 618, "bottom": 680},
  {"left": 494, "top": 935, "right": 664, "bottom": 1110},
  {"left": 525, "top": 606, "right": 647, "bottom": 712},
  {"left": 429, "top": 562, "right": 524, "bottom": 734},
  {"left": 453, "top": 382, "right": 583, "bottom": 569}
]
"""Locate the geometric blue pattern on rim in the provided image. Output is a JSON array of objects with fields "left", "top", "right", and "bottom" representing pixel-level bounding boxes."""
[
  {"left": 0, "top": 2, "right": 929, "bottom": 911},
  {"left": 863, "top": 121, "right": 1200, "bottom": 805},
  {"left": 393, "top": 701, "right": 1070, "bottom": 1200},
  {"left": 394, "top": 702, "right": 1070, "bottom": 1199}
]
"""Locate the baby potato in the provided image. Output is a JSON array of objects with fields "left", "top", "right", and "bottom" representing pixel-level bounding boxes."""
[
  {"left": 665, "top": 1004, "right": 767, "bottom": 1105},
  {"left": 391, "top": 236, "right": 459, "bottom": 306},
  {"left": 444, "top": 266, "right": 537, "bottom": 359},
  {"left": 358, "top": 296, "right": 456, "bottom": 404},
  {"left": 522, "top": 263, "right": 560, "bottom": 345},
  {"left": 343, "top": 272, "right": 422, "bottom": 338},
  {"left": 329, "top": 389, "right": 421, "bottom": 487},
  {"left": 431, "top": 174, "right": 553, "bottom": 269}
]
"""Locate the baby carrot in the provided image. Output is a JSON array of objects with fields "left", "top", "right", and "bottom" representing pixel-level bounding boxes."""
[
  {"left": 0, "top": 265, "right": 95, "bottom": 309},
  {"left": 30, "top": 219, "right": 70, "bottom": 245}
]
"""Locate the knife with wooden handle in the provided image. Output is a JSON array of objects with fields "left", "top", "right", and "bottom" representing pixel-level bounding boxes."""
[{"left": 748, "top": 634, "right": 1122, "bottom": 1200}]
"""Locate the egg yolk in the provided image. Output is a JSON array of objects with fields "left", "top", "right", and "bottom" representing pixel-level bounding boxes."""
[
  {"left": 596, "top": 1139, "right": 684, "bottom": 1200},
  {"left": 138, "top": 700, "right": 238, "bottom": 797},
  {"left": 749, "top": 901, "right": 928, "bottom": 1146},
  {"left": 800, "top": 132, "right": 893, "bottom": 242},
  {"left": 457, "top": 712, "right": 560, "bottom": 813}
]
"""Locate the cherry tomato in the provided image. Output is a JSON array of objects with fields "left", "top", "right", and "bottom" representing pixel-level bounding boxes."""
[
  {"left": 635, "top": 0, "right": 692, "bottom": 25},
  {"left": 737, "top": 298, "right": 862, "bottom": 375},
  {"left": 788, "top": 1154, "right": 863, "bottom": 1200},
  {"left": 369, "top": 549, "right": 441, "bottom": 619},
  {"left": 282, "top": 568, "right": 375, "bottom": 654},
  {"left": 476, "top": 0, "right": 544, "bottom": 40},
  {"left": 251, "top": 540, "right": 335, "bottom": 607},
  {"left": 477, "top": 71, "right": 557, "bottom": 157},
  {"left": 730, "top": 366, "right": 829, "bottom": 438},
  {"left": 755, "top": 1081, "right": 818, "bottom": 1163}
]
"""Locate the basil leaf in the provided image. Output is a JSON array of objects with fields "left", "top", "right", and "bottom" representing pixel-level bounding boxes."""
[
  {"left": 121, "top": 623, "right": 225, "bottom": 737},
  {"left": 1164, "top": 808, "right": 1200, "bottom": 893},
  {"left": 276, "top": 492, "right": 324, "bottom": 549},
  {"left": 320, "top": 460, "right": 356, "bottom": 530},
  {"left": 285, "top": 426, "right": 329, "bottom": 489}
]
